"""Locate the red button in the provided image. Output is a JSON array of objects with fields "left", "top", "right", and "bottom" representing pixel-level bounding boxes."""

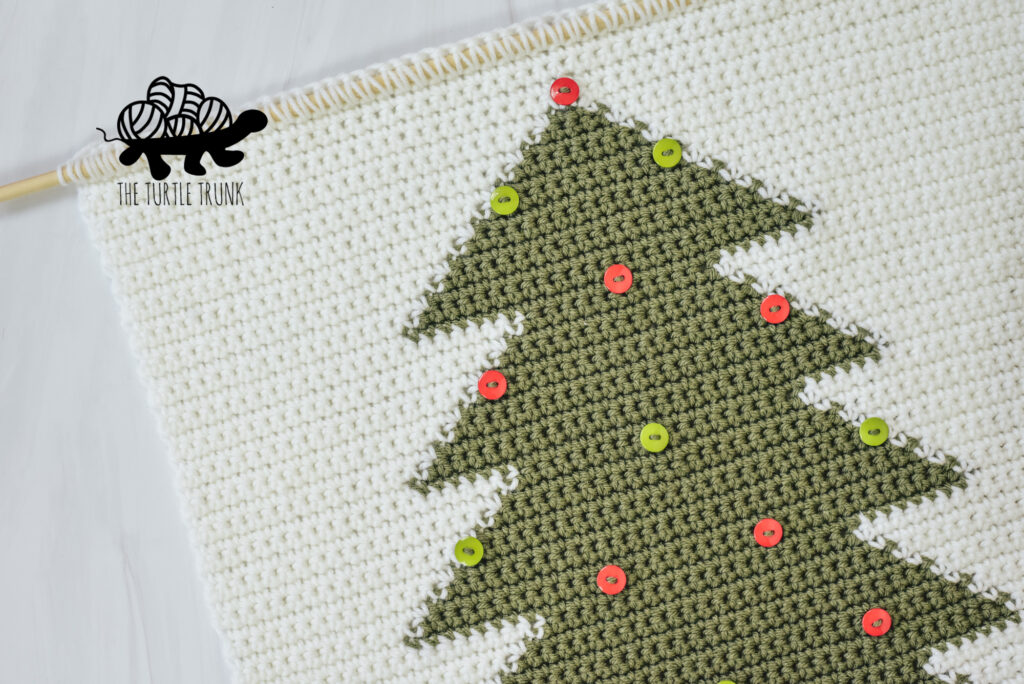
[
  {"left": 760, "top": 294, "right": 790, "bottom": 324},
  {"left": 604, "top": 264, "right": 633, "bottom": 293},
  {"left": 754, "top": 518, "right": 783, "bottom": 547},
  {"left": 478, "top": 370, "right": 507, "bottom": 400},
  {"left": 596, "top": 564, "right": 626, "bottom": 595},
  {"left": 550, "top": 77, "right": 579, "bottom": 106},
  {"left": 862, "top": 608, "right": 892, "bottom": 636}
]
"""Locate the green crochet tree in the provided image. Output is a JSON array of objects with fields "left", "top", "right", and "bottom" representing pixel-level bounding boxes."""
[{"left": 407, "top": 106, "right": 1014, "bottom": 682}]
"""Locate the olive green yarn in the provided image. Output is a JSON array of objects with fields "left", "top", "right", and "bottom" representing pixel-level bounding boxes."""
[{"left": 407, "top": 107, "right": 1016, "bottom": 682}]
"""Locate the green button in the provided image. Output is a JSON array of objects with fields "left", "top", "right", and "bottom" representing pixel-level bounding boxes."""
[
  {"left": 859, "top": 417, "right": 889, "bottom": 446},
  {"left": 652, "top": 138, "right": 682, "bottom": 168},
  {"left": 718, "top": 681, "right": 737, "bottom": 684},
  {"left": 490, "top": 186, "right": 519, "bottom": 215},
  {"left": 641, "top": 422, "right": 669, "bottom": 452},
  {"left": 454, "top": 536, "right": 484, "bottom": 566}
]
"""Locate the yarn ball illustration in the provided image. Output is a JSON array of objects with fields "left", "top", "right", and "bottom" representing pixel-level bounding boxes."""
[
  {"left": 197, "top": 97, "right": 232, "bottom": 133},
  {"left": 165, "top": 114, "right": 199, "bottom": 137},
  {"left": 147, "top": 76, "right": 205, "bottom": 120},
  {"left": 107, "top": 78, "right": 236, "bottom": 140},
  {"left": 116, "top": 100, "right": 167, "bottom": 140}
]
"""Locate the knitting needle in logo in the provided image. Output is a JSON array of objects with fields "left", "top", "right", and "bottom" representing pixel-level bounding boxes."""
[{"left": 97, "top": 76, "right": 268, "bottom": 181}]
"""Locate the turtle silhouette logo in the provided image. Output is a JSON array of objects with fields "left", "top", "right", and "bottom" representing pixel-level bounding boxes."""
[{"left": 97, "top": 77, "right": 268, "bottom": 181}]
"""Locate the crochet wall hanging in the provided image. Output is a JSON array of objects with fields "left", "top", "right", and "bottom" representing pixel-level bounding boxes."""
[{"left": 2, "top": 1, "right": 1021, "bottom": 682}]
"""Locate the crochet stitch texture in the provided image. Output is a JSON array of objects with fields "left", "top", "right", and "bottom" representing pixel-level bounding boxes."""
[
  {"left": 408, "top": 105, "right": 1015, "bottom": 682},
  {"left": 71, "top": 0, "right": 1024, "bottom": 681}
]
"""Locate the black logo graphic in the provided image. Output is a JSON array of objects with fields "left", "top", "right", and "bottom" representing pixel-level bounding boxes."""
[{"left": 98, "top": 77, "right": 268, "bottom": 181}]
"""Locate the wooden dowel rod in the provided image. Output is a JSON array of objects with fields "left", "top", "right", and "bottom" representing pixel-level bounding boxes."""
[{"left": 0, "top": 170, "right": 63, "bottom": 203}]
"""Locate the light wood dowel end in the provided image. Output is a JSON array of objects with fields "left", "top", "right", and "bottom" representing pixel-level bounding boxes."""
[{"left": 0, "top": 170, "right": 63, "bottom": 203}]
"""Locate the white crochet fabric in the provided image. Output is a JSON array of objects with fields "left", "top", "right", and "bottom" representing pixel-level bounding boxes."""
[{"left": 73, "top": 0, "right": 1023, "bottom": 681}]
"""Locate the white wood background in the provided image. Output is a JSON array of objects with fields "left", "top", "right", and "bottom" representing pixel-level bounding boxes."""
[{"left": 0, "top": 2, "right": 584, "bottom": 682}]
